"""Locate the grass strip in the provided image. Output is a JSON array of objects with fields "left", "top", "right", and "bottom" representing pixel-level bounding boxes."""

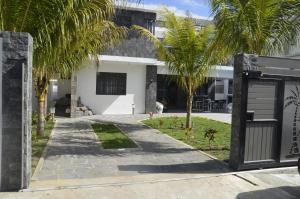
[
  {"left": 143, "top": 117, "right": 231, "bottom": 161},
  {"left": 92, "top": 123, "right": 137, "bottom": 149},
  {"left": 32, "top": 120, "right": 54, "bottom": 173}
]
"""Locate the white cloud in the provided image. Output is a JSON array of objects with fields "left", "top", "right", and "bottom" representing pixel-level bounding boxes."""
[
  {"left": 120, "top": 2, "right": 212, "bottom": 20},
  {"left": 181, "top": 0, "right": 208, "bottom": 8}
]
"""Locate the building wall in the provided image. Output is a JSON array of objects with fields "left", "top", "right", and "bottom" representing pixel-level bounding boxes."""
[
  {"left": 104, "top": 9, "right": 156, "bottom": 58},
  {"left": 76, "top": 60, "right": 146, "bottom": 114}
]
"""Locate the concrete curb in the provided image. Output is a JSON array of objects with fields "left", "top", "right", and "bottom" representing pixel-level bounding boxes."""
[{"left": 31, "top": 120, "right": 57, "bottom": 181}]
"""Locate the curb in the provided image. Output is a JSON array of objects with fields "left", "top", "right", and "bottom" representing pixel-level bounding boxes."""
[{"left": 31, "top": 120, "right": 57, "bottom": 181}]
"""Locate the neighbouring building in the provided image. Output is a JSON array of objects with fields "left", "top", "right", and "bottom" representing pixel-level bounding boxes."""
[{"left": 45, "top": 7, "right": 234, "bottom": 117}]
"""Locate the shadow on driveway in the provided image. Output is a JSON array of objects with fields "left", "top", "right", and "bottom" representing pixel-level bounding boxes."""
[{"left": 236, "top": 186, "right": 300, "bottom": 199}]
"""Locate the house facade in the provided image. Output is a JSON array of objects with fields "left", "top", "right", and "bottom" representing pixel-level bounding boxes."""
[{"left": 49, "top": 7, "right": 234, "bottom": 117}]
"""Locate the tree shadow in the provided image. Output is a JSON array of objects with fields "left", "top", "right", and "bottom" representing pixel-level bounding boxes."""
[
  {"left": 118, "top": 160, "right": 229, "bottom": 174},
  {"left": 236, "top": 186, "right": 300, "bottom": 199}
]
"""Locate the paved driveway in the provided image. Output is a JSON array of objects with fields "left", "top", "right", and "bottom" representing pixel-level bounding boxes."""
[{"left": 34, "top": 114, "right": 230, "bottom": 181}]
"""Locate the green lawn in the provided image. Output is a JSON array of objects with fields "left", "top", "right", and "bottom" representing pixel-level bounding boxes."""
[
  {"left": 92, "top": 123, "right": 137, "bottom": 149},
  {"left": 143, "top": 117, "right": 231, "bottom": 161},
  {"left": 32, "top": 120, "right": 55, "bottom": 173}
]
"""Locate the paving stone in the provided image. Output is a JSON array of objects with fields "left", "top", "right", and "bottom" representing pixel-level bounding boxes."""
[{"left": 35, "top": 115, "right": 229, "bottom": 181}]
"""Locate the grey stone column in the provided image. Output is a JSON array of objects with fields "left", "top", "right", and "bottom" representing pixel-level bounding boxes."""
[
  {"left": 229, "top": 54, "right": 258, "bottom": 170},
  {"left": 0, "top": 31, "right": 33, "bottom": 191},
  {"left": 145, "top": 65, "right": 157, "bottom": 113}
]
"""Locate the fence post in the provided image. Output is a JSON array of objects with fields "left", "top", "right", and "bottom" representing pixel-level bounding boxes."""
[
  {"left": 0, "top": 31, "right": 33, "bottom": 191},
  {"left": 229, "top": 54, "right": 258, "bottom": 170}
]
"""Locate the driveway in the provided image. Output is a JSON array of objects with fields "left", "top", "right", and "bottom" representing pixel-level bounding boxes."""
[
  {"left": 33, "top": 114, "right": 229, "bottom": 181},
  {"left": 19, "top": 114, "right": 300, "bottom": 199}
]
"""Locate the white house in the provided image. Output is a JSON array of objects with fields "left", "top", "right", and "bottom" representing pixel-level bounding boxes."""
[{"left": 48, "top": 7, "right": 234, "bottom": 117}]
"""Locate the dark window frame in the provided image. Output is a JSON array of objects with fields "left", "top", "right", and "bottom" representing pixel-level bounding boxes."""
[
  {"left": 96, "top": 72, "right": 127, "bottom": 95},
  {"left": 228, "top": 79, "right": 233, "bottom": 94}
]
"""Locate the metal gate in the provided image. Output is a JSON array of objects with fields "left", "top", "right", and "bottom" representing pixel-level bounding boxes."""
[
  {"left": 230, "top": 54, "right": 300, "bottom": 170},
  {"left": 244, "top": 78, "right": 280, "bottom": 163}
]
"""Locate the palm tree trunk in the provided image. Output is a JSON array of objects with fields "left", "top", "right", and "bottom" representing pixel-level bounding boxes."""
[
  {"left": 186, "top": 92, "right": 193, "bottom": 129},
  {"left": 37, "top": 93, "right": 46, "bottom": 136},
  {"left": 36, "top": 76, "right": 49, "bottom": 136},
  {"left": 44, "top": 92, "right": 48, "bottom": 116}
]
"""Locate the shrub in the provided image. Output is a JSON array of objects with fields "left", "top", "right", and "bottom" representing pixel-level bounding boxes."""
[
  {"left": 185, "top": 127, "right": 194, "bottom": 140},
  {"left": 172, "top": 116, "right": 179, "bottom": 129},
  {"left": 32, "top": 111, "right": 38, "bottom": 125},
  {"left": 159, "top": 119, "right": 164, "bottom": 128},
  {"left": 204, "top": 128, "right": 218, "bottom": 149}
]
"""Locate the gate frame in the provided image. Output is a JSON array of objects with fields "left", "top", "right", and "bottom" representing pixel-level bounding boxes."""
[{"left": 230, "top": 53, "right": 300, "bottom": 170}]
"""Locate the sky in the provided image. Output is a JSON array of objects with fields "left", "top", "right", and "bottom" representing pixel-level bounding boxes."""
[{"left": 141, "top": 0, "right": 212, "bottom": 19}]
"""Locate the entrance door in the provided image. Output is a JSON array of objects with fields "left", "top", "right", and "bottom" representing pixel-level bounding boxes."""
[{"left": 243, "top": 79, "right": 280, "bottom": 163}]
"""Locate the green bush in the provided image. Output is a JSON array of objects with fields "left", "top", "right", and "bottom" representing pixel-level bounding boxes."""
[
  {"left": 32, "top": 111, "right": 38, "bottom": 125},
  {"left": 204, "top": 128, "right": 218, "bottom": 149}
]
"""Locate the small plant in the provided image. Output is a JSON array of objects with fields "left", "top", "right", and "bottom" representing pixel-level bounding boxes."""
[
  {"left": 149, "top": 112, "right": 154, "bottom": 119},
  {"left": 45, "top": 112, "right": 52, "bottom": 122},
  {"left": 185, "top": 127, "right": 194, "bottom": 140},
  {"left": 159, "top": 119, "right": 164, "bottom": 128},
  {"left": 204, "top": 128, "right": 218, "bottom": 150},
  {"left": 172, "top": 116, "right": 179, "bottom": 129},
  {"left": 32, "top": 111, "right": 38, "bottom": 125},
  {"left": 32, "top": 132, "right": 38, "bottom": 142}
]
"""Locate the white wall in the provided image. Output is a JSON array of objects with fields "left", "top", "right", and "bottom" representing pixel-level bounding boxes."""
[{"left": 76, "top": 60, "right": 146, "bottom": 114}]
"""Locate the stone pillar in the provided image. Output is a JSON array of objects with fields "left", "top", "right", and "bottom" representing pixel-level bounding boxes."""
[
  {"left": 145, "top": 65, "right": 157, "bottom": 113},
  {"left": 70, "top": 74, "right": 77, "bottom": 118},
  {"left": 229, "top": 54, "right": 258, "bottom": 170},
  {"left": 0, "top": 32, "right": 33, "bottom": 191}
]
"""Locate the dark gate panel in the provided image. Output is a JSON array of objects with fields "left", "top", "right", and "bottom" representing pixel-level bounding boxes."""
[
  {"left": 244, "top": 121, "right": 277, "bottom": 162},
  {"left": 230, "top": 54, "right": 300, "bottom": 171},
  {"left": 247, "top": 80, "right": 278, "bottom": 120},
  {"left": 244, "top": 79, "right": 279, "bottom": 163}
]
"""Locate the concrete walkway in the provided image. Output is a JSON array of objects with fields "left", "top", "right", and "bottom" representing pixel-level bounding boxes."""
[
  {"left": 33, "top": 114, "right": 228, "bottom": 181},
  {"left": 3, "top": 168, "right": 300, "bottom": 199}
]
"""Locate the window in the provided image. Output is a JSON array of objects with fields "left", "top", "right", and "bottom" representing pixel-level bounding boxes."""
[
  {"left": 96, "top": 72, "right": 127, "bottom": 95},
  {"left": 215, "top": 80, "right": 224, "bottom": 94},
  {"left": 114, "top": 15, "right": 132, "bottom": 28},
  {"left": 215, "top": 85, "right": 224, "bottom": 94},
  {"left": 146, "top": 19, "right": 155, "bottom": 34}
]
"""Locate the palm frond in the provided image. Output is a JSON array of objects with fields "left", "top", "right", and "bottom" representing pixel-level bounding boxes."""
[
  {"left": 285, "top": 100, "right": 295, "bottom": 109},
  {"left": 296, "top": 85, "right": 300, "bottom": 97},
  {"left": 210, "top": 0, "right": 300, "bottom": 55},
  {"left": 285, "top": 96, "right": 297, "bottom": 101},
  {"left": 290, "top": 89, "right": 298, "bottom": 98},
  {"left": 134, "top": 9, "right": 220, "bottom": 96}
]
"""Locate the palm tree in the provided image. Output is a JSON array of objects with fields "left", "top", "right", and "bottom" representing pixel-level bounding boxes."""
[
  {"left": 285, "top": 86, "right": 300, "bottom": 156},
  {"left": 0, "top": 0, "right": 126, "bottom": 135},
  {"left": 134, "top": 10, "right": 221, "bottom": 129},
  {"left": 210, "top": 0, "right": 300, "bottom": 55}
]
